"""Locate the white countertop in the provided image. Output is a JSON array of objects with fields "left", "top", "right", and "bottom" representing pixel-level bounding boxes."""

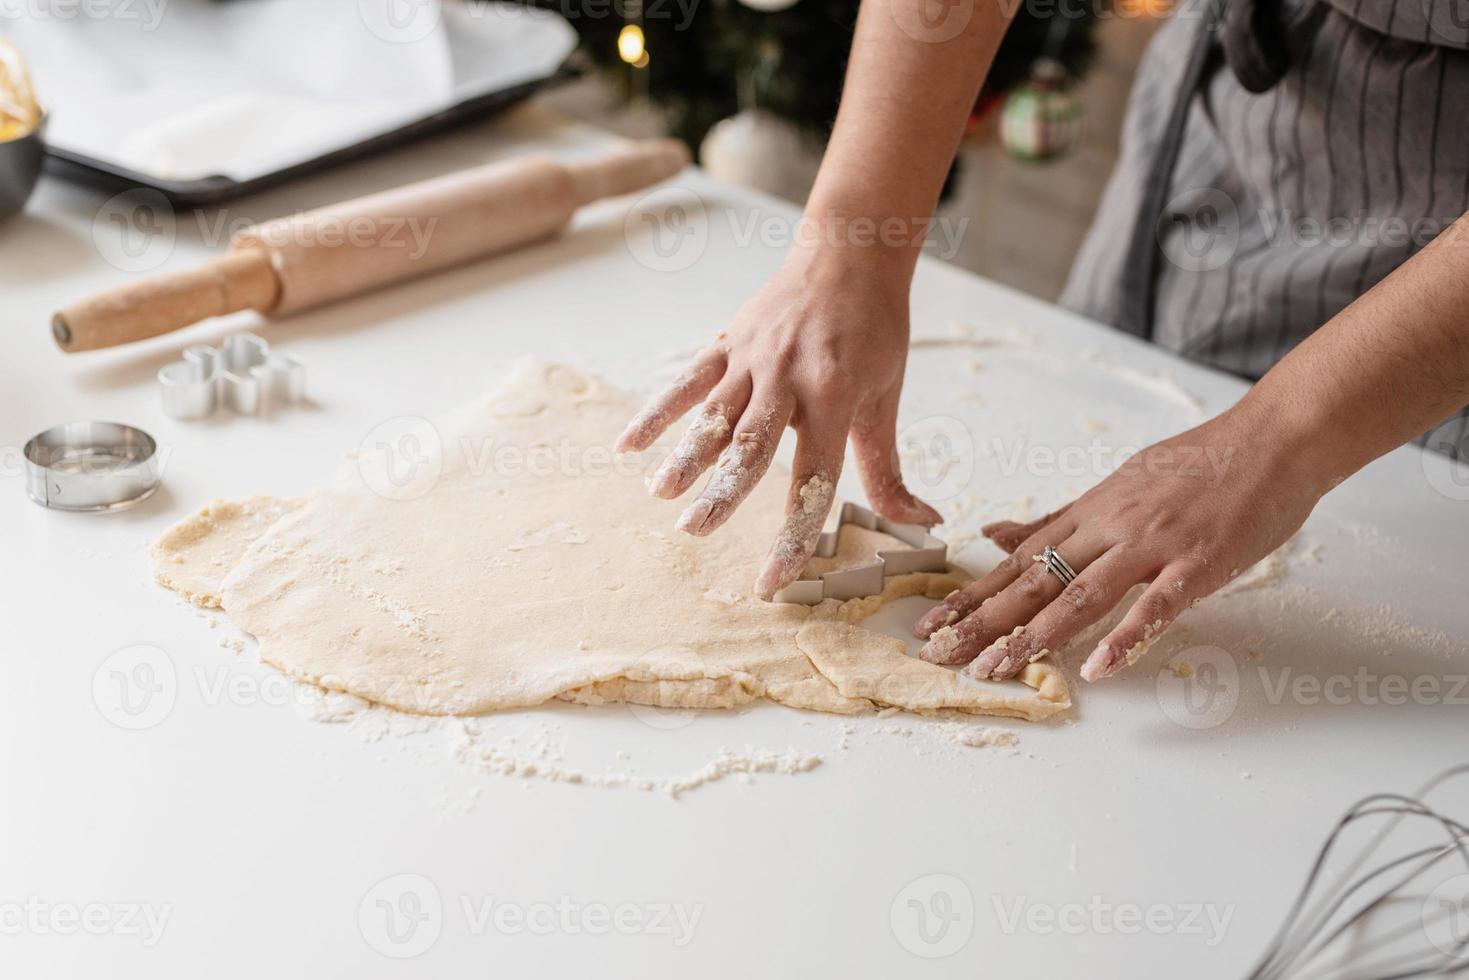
[{"left": 2, "top": 105, "right": 1466, "bottom": 978}]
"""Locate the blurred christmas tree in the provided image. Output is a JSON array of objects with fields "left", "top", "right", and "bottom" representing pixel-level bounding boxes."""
[{"left": 503, "top": 0, "right": 1101, "bottom": 152}]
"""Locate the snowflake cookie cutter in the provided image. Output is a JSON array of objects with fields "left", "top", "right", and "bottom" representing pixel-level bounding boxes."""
[
  {"left": 158, "top": 333, "right": 305, "bottom": 420},
  {"left": 772, "top": 501, "right": 948, "bottom": 604}
]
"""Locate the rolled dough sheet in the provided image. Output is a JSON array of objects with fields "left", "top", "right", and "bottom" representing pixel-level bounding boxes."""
[{"left": 150, "top": 361, "right": 1069, "bottom": 722}]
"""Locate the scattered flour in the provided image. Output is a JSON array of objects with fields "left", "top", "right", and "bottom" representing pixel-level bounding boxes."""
[
  {"left": 842, "top": 717, "right": 1020, "bottom": 753},
  {"left": 910, "top": 323, "right": 1205, "bottom": 416},
  {"left": 295, "top": 686, "right": 376, "bottom": 725},
  {"left": 448, "top": 721, "right": 821, "bottom": 799},
  {"left": 351, "top": 705, "right": 441, "bottom": 743},
  {"left": 942, "top": 723, "right": 1020, "bottom": 750},
  {"left": 836, "top": 723, "right": 856, "bottom": 750},
  {"left": 1217, "top": 534, "right": 1329, "bottom": 599},
  {"left": 282, "top": 688, "right": 825, "bottom": 800}
]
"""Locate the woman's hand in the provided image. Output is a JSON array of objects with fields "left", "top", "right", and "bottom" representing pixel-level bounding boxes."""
[
  {"left": 913, "top": 402, "right": 1330, "bottom": 682},
  {"left": 613, "top": 0, "right": 1015, "bottom": 599},
  {"left": 617, "top": 244, "right": 941, "bottom": 600},
  {"left": 923, "top": 209, "right": 1469, "bottom": 684}
]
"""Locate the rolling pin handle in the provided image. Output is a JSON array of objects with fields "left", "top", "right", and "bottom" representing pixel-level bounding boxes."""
[
  {"left": 565, "top": 139, "right": 692, "bottom": 208},
  {"left": 52, "top": 248, "right": 281, "bottom": 353}
]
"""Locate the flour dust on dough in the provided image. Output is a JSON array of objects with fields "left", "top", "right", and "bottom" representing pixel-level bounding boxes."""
[{"left": 151, "top": 360, "right": 1069, "bottom": 722}]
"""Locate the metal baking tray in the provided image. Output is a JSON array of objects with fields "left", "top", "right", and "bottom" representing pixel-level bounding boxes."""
[{"left": 40, "top": 62, "right": 580, "bottom": 207}]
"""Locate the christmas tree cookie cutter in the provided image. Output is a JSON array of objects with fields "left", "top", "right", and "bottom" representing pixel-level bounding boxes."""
[
  {"left": 772, "top": 501, "right": 948, "bottom": 604},
  {"left": 158, "top": 333, "right": 305, "bottom": 420}
]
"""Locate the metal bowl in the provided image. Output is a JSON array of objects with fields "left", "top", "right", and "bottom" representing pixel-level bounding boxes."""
[{"left": 0, "top": 113, "right": 45, "bottom": 223}]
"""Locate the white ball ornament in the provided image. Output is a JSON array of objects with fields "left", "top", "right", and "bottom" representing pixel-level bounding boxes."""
[
  {"left": 699, "top": 109, "right": 822, "bottom": 202},
  {"left": 735, "top": 0, "right": 801, "bottom": 11}
]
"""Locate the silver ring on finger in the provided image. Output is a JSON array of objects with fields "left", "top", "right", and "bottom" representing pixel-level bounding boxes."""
[{"left": 1036, "top": 545, "right": 1078, "bottom": 586}]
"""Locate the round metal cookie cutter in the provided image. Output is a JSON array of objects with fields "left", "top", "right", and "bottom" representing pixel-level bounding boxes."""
[{"left": 23, "top": 422, "right": 161, "bottom": 512}]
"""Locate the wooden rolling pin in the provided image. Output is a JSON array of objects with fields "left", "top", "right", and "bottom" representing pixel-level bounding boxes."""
[{"left": 53, "top": 139, "right": 691, "bottom": 352}]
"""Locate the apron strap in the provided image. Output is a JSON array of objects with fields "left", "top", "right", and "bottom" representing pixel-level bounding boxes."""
[
  {"left": 1114, "top": 0, "right": 1328, "bottom": 339},
  {"left": 1114, "top": 0, "right": 1225, "bottom": 339}
]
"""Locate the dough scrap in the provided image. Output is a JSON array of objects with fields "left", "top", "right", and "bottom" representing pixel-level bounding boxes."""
[
  {"left": 799, "top": 574, "right": 1070, "bottom": 720},
  {"left": 150, "top": 495, "right": 306, "bottom": 607},
  {"left": 800, "top": 524, "right": 910, "bottom": 578},
  {"left": 150, "top": 361, "right": 1069, "bottom": 722}
]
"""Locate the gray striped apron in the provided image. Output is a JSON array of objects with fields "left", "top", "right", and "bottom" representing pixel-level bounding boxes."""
[{"left": 1059, "top": 0, "right": 1469, "bottom": 458}]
